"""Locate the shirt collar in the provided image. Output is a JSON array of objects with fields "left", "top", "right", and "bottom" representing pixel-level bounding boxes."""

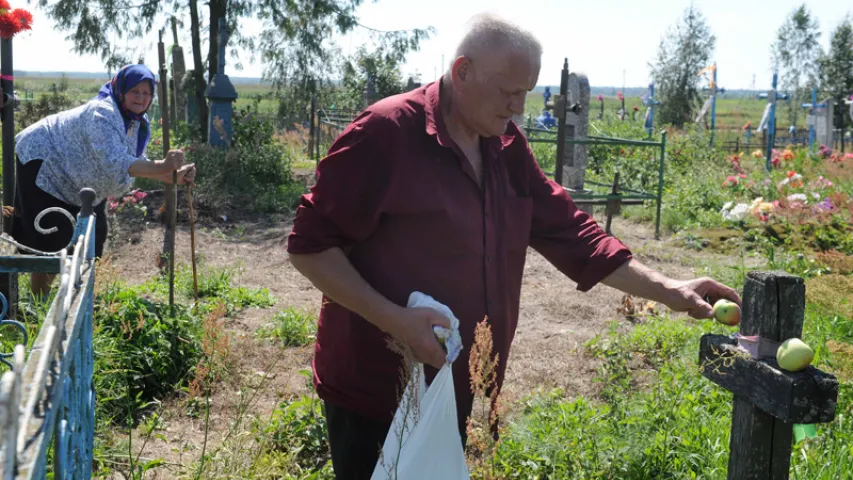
[{"left": 424, "top": 79, "right": 521, "bottom": 155}]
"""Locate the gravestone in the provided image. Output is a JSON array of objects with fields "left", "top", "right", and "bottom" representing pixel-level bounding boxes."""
[
  {"left": 170, "top": 17, "right": 188, "bottom": 124},
  {"left": 562, "top": 72, "right": 592, "bottom": 205},
  {"left": 205, "top": 17, "right": 238, "bottom": 147},
  {"left": 363, "top": 72, "right": 377, "bottom": 109},
  {"left": 814, "top": 98, "right": 834, "bottom": 149}
]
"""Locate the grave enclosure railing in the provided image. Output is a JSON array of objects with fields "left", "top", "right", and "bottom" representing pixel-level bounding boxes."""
[
  {"left": 0, "top": 189, "right": 98, "bottom": 479},
  {"left": 524, "top": 125, "right": 666, "bottom": 239},
  {"left": 309, "top": 108, "right": 362, "bottom": 164}
]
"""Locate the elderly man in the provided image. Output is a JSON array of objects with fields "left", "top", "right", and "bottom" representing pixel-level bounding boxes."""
[{"left": 286, "top": 13, "right": 740, "bottom": 479}]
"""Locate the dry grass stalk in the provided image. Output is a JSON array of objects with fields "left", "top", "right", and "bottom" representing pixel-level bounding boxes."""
[
  {"left": 465, "top": 316, "right": 505, "bottom": 477},
  {"left": 189, "top": 302, "right": 231, "bottom": 399},
  {"left": 376, "top": 334, "right": 422, "bottom": 479},
  {"left": 616, "top": 294, "right": 659, "bottom": 323}
]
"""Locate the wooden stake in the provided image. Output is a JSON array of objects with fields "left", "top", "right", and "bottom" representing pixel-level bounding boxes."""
[{"left": 187, "top": 184, "right": 198, "bottom": 312}]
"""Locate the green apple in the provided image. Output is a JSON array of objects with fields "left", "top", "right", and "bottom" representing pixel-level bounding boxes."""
[
  {"left": 713, "top": 299, "right": 741, "bottom": 326},
  {"left": 776, "top": 338, "right": 814, "bottom": 372}
]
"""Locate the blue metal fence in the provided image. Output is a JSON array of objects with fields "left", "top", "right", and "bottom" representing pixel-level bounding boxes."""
[{"left": 0, "top": 188, "right": 97, "bottom": 479}]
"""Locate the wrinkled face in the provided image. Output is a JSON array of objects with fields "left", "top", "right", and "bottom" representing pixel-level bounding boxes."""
[
  {"left": 451, "top": 49, "right": 540, "bottom": 137},
  {"left": 122, "top": 82, "right": 153, "bottom": 115}
]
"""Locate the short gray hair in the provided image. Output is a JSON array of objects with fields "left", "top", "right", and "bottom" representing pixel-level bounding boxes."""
[{"left": 451, "top": 13, "right": 542, "bottom": 72}]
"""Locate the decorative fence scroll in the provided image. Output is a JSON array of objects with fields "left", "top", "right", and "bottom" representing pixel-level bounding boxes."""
[{"left": 0, "top": 188, "right": 98, "bottom": 479}]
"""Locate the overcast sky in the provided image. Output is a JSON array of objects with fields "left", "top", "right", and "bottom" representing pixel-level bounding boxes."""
[{"left": 11, "top": 0, "right": 853, "bottom": 89}]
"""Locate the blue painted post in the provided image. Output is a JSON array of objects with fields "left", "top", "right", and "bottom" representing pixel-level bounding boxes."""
[
  {"left": 710, "top": 63, "right": 718, "bottom": 146},
  {"left": 646, "top": 83, "right": 657, "bottom": 139},
  {"left": 206, "top": 18, "right": 238, "bottom": 147},
  {"left": 765, "top": 73, "right": 778, "bottom": 171},
  {"left": 809, "top": 86, "right": 817, "bottom": 150}
]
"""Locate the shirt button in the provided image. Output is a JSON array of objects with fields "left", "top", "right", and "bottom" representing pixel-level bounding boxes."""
[{"left": 486, "top": 255, "right": 492, "bottom": 262}]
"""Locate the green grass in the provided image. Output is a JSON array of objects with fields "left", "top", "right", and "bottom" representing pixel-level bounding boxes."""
[
  {"left": 256, "top": 308, "right": 317, "bottom": 347},
  {"left": 485, "top": 304, "right": 852, "bottom": 479}
]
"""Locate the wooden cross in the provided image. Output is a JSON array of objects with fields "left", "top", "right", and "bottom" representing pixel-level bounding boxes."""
[{"left": 699, "top": 271, "right": 839, "bottom": 479}]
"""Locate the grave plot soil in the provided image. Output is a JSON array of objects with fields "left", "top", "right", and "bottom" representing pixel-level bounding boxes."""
[{"left": 103, "top": 213, "right": 750, "bottom": 477}]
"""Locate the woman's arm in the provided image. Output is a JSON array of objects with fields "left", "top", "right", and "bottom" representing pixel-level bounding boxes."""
[{"left": 128, "top": 150, "right": 193, "bottom": 183}]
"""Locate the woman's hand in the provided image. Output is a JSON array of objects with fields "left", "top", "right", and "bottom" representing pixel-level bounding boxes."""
[
  {"left": 163, "top": 149, "right": 185, "bottom": 171},
  {"left": 175, "top": 163, "right": 197, "bottom": 185}
]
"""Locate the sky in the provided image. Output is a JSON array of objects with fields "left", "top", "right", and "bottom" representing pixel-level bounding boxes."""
[{"left": 9, "top": 0, "right": 853, "bottom": 89}]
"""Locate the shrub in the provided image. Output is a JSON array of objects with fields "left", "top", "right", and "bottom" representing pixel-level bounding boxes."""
[
  {"left": 185, "top": 142, "right": 305, "bottom": 213},
  {"left": 93, "top": 285, "right": 203, "bottom": 423}
]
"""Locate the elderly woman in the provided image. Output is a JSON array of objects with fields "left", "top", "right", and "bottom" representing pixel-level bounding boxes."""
[{"left": 12, "top": 64, "right": 196, "bottom": 297}]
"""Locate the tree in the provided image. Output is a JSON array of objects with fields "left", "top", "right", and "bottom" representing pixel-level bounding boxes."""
[
  {"left": 37, "top": 0, "right": 430, "bottom": 139},
  {"left": 256, "top": 0, "right": 431, "bottom": 124},
  {"left": 649, "top": 5, "right": 716, "bottom": 128},
  {"left": 819, "top": 17, "right": 853, "bottom": 131},
  {"left": 339, "top": 45, "right": 406, "bottom": 110},
  {"left": 771, "top": 4, "right": 822, "bottom": 128}
]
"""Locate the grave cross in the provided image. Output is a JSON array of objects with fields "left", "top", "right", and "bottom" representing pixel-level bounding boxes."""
[
  {"left": 205, "top": 17, "right": 238, "bottom": 147},
  {"left": 699, "top": 271, "right": 838, "bottom": 480}
]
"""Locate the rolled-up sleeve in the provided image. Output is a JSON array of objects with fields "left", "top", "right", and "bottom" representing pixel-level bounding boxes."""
[
  {"left": 287, "top": 112, "right": 395, "bottom": 254},
  {"left": 526, "top": 146, "right": 633, "bottom": 292}
]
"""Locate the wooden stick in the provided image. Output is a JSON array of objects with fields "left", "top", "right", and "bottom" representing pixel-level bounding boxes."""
[
  {"left": 187, "top": 184, "right": 198, "bottom": 312},
  {"left": 158, "top": 29, "right": 176, "bottom": 310}
]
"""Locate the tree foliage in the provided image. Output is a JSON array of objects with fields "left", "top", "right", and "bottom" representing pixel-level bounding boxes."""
[
  {"left": 256, "top": 0, "right": 432, "bottom": 124},
  {"left": 771, "top": 4, "right": 822, "bottom": 128},
  {"left": 819, "top": 17, "right": 853, "bottom": 129},
  {"left": 649, "top": 6, "right": 716, "bottom": 128},
  {"left": 37, "top": 0, "right": 431, "bottom": 135}
]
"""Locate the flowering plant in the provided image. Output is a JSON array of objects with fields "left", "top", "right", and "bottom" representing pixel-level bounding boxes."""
[
  {"left": 0, "top": 1, "right": 32, "bottom": 39},
  {"left": 108, "top": 189, "right": 148, "bottom": 216}
]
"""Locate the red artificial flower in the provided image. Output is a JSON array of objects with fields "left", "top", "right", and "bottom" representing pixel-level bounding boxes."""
[
  {"left": 0, "top": 14, "right": 18, "bottom": 38},
  {"left": 617, "top": 92, "right": 624, "bottom": 101},
  {"left": 11, "top": 9, "right": 31, "bottom": 30},
  {"left": 0, "top": 3, "right": 33, "bottom": 38},
  {"left": 633, "top": 106, "right": 639, "bottom": 112}
]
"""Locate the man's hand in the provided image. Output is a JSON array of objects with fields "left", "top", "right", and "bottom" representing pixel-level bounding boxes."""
[
  {"left": 387, "top": 306, "right": 451, "bottom": 370},
  {"left": 661, "top": 277, "right": 742, "bottom": 319},
  {"left": 602, "top": 259, "right": 741, "bottom": 320}
]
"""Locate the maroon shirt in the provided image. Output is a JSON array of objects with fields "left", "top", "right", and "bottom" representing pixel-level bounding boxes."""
[{"left": 286, "top": 80, "right": 632, "bottom": 431}]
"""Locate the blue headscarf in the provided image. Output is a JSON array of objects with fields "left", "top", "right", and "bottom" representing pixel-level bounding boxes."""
[{"left": 97, "top": 64, "right": 156, "bottom": 157}]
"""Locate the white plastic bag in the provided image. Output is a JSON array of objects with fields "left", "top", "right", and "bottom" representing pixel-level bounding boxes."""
[{"left": 370, "top": 292, "right": 470, "bottom": 480}]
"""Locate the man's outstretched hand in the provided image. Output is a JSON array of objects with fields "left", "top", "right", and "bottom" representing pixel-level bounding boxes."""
[
  {"left": 602, "top": 259, "right": 742, "bottom": 320},
  {"left": 661, "top": 277, "right": 742, "bottom": 319}
]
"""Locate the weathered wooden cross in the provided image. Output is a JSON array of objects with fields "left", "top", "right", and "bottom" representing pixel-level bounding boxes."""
[{"left": 699, "top": 271, "right": 839, "bottom": 479}]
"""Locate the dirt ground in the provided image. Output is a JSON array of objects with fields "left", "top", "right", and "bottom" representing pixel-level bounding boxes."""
[{"left": 104, "top": 212, "right": 739, "bottom": 476}]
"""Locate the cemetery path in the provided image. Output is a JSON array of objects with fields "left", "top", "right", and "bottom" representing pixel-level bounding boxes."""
[{"left": 105, "top": 214, "right": 753, "bottom": 476}]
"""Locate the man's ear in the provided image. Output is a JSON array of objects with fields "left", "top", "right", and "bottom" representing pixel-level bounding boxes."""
[{"left": 451, "top": 56, "right": 472, "bottom": 85}]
